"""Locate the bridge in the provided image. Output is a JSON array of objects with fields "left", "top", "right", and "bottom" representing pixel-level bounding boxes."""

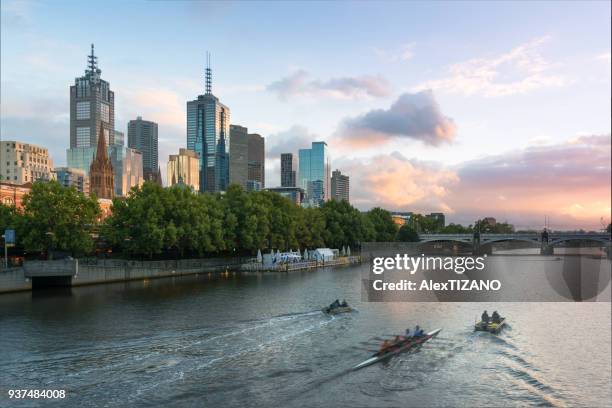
[{"left": 418, "top": 232, "right": 612, "bottom": 256}]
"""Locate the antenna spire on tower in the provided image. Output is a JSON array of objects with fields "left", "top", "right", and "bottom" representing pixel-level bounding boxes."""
[
  {"left": 205, "top": 51, "right": 212, "bottom": 95},
  {"left": 87, "top": 43, "right": 99, "bottom": 74}
]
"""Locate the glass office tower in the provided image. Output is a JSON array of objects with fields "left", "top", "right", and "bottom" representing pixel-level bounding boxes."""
[
  {"left": 186, "top": 54, "right": 230, "bottom": 193},
  {"left": 298, "top": 141, "right": 330, "bottom": 207}
]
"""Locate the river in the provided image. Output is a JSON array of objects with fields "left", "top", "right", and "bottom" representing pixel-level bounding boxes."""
[{"left": 1, "top": 256, "right": 611, "bottom": 407}]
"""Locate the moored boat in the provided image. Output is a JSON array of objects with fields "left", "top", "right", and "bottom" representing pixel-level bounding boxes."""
[
  {"left": 475, "top": 318, "right": 506, "bottom": 334},
  {"left": 353, "top": 328, "right": 441, "bottom": 370}
]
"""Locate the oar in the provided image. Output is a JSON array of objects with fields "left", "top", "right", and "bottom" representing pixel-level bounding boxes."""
[{"left": 352, "top": 346, "right": 378, "bottom": 353}]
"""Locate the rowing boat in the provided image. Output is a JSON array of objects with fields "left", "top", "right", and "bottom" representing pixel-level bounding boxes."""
[
  {"left": 322, "top": 306, "right": 353, "bottom": 315},
  {"left": 474, "top": 318, "right": 505, "bottom": 334},
  {"left": 352, "top": 328, "right": 441, "bottom": 370}
]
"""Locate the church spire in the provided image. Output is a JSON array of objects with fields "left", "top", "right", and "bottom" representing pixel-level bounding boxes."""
[
  {"left": 90, "top": 125, "right": 114, "bottom": 200},
  {"left": 96, "top": 125, "right": 108, "bottom": 160}
]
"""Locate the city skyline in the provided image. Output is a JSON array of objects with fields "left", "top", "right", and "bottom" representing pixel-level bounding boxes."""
[{"left": 1, "top": 0, "right": 610, "bottom": 229}]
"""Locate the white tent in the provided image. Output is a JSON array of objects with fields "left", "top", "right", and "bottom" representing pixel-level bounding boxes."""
[
  {"left": 297, "top": 248, "right": 302, "bottom": 258},
  {"left": 304, "top": 249, "right": 309, "bottom": 260},
  {"left": 256, "top": 249, "right": 262, "bottom": 263},
  {"left": 341, "top": 246, "right": 346, "bottom": 256},
  {"left": 314, "top": 248, "right": 335, "bottom": 262},
  {"left": 347, "top": 246, "right": 351, "bottom": 256}
]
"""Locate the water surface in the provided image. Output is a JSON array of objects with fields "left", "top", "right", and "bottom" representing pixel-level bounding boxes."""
[{"left": 1, "top": 259, "right": 611, "bottom": 407}]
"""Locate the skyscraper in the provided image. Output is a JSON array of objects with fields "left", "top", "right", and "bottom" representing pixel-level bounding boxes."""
[
  {"left": 128, "top": 116, "right": 158, "bottom": 180},
  {"left": 68, "top": 45, "right": 115, "bottom": 173},
  {"left": 247, "top": 133, "right": 265, "bottom": 190},
  {"left": 167, "top": 149, "right": 200, "bottom": 192},
  {"left": 331, "top": 169, "right": 349, "bottom": 202},
  {"left": 298, "top": 142, "right": 330, "bottom": 207},
  {"left": 110, "top": 147, "right": 144, "bottom": 196},
  {"left": 229, "top": 125, "right": 249, "bottom": 189},
  {"left": 70, "top": 44, "right": 115, "bottom": 149},
  {"left": 281, "top": 153, "right": 297, "bottom": 187},
  {"left": 186, "top": 53, "right": 230, "bottom": 193},
  {"left": 89, "top": 127, "right": 114, "bottom": 199}
]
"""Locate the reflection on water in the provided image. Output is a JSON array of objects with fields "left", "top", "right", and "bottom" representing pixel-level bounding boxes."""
[{"left": 0, "top": 257, "right": 610, "bottom": 407}]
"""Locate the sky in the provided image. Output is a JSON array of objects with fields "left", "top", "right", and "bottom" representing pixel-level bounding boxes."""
[{"left": 1, "top": 0, "right": 610, "bottom": 230}]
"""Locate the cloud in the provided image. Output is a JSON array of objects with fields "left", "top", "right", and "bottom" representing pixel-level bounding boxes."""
[
  {"left": 448, "top": 134, "right": 611, "bottom": 228},
  {"left": 372, "top": 43, "right": 416, "bottom": 62},
  {"left": 335, "top": 152, "right": 459, "bottom": 213},
  {"left": 335, "top": 134, "right": 610, "bottom": 230},
  {"left": 596, "top": 52, "right": 611, "bottom": 63},
  {"left": 118, "top": 88, "right": 185, "bottom": 128},
  {"left": 265, "top": 125, "right": 319, "bottom": 159},
  {"left": 414, "top": 36, "right": 568, "bottom": 97},
  {"left": 267, "top": 70, "right": 391, "bottom": 100},
  {"left": 336, "top": 90, "right": 456, "bottom": 147}
]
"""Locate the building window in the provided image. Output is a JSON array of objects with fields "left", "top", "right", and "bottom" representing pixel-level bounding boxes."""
[
  {"left": 101, "top": 103, "right": 110, "bottom": 123},
  {"left": 77, "top": 127, "right": 90, "bottom": 147},
  {"left": 76, "top": 101, "right": 90, "bottom": 120}
]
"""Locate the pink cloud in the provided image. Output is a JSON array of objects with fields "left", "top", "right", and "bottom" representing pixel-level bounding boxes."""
[{"left": 337, "top": 134, "right": 610, "bottom": 229}]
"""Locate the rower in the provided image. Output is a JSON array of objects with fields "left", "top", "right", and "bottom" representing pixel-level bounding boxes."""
[
  {"left": 340, "top": 299, "right": 348, "bottom": 307},
  {"left": 491, "top": 311, "right": 500, "bottom": 323},
  {"left": 330, "top": 299, "right": 340, "bottom": 309},
  {"left": 413, "top": 325, "right": 424, "bottom": 337},
  {"left": 404, "top": 328, "right": 411, "bottom": 338},
  {"left": 481, "top": 310, "right": 490, "bottom": 324},
  {"left": 379, "top": 340, "right": 392, "bottom": 353}
]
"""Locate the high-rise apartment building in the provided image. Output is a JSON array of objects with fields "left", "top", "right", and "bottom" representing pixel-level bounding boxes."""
[
  {"left": 331, "top": 169, "right": 349, "bottom": 202},
  {"left": 54, "top": 167, "right": 89, "bottom": 194},
  {"left": 128, "top": 116, "right": 158, "bottom": 180},
  {"left": 1, "top": 141, "right": 54, "bottom": 184},
  {"left": 229, "top": 125, "right": 249, "bottom": 189},
  {"left": 167, "top": 149, "right": 200, "bottom": 192},
  {"left": 281, "top": 153, "right": 297, "bottom": 187},
  {"left": 298, "top": 142, "right": 330, "bottom": 207},
  {"left": 186, "top": 54, "right": 230, "bottom": 193},
  {"left": 247, "top": 133, "right": 265, "bottom": 191},
  {"left": 67, "top": 45, "right": 115, "bottom": 174}
]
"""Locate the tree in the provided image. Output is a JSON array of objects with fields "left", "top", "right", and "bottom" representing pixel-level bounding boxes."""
[
  {"left": 19, "top": 181, "right": 100, "bottom": 257},
  {"left": 366, "top": 207, "right": 398, "bottom": 241},
  {"left": 103, "top": 182, "right": 167, "bottom": 258},
  {"left": 0, "top": 203, "right": 20, "bottom": 234},
  {"left": 441, "top": 223, "right": 472, "bottom": 234},
  {"left": 474, "top": 219, "right": 514, "bottom": 233},
  {"left": 397, "top": 224, "right": 419, "bottom": 242}
]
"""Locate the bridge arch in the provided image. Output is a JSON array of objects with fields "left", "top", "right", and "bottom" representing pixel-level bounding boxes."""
[{"left": 549, "top": 236, "right": 611, "bottom": 246}]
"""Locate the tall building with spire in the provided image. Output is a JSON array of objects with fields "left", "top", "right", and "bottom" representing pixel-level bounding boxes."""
[
  {"left": 67, "top": 44, "right": 115, "bottom": 174},
  {"left": 89, "top": 127, "right": 114, "bottom": 199},
  {"left": 186, "top": 52, "right": 231, "bottom": 193}
]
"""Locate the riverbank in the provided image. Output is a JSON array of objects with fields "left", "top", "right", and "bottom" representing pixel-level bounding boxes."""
[{"left": 0, "top": 256, "right": 362, "bottom": 294}]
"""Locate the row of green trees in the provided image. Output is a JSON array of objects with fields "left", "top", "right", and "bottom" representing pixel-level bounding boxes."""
[
  {"left": 0, "top": 180, "right": 520, "bottom": 259},
  {"left": 1, "top": 181, "right": 399, "bottom": 258}
]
